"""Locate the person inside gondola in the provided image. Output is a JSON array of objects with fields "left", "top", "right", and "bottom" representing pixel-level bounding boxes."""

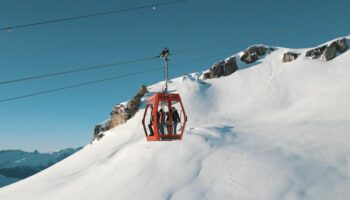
[
  {"left": 148, "top": 105, "right": 154, "bottom": 136},
  {"left": 158, "top": 108, "right": 166, "bottom": 134},
  {"left": 172, "top": 107, "right": 181, "bottom": 134},
  {"left": 165, "top": 111, "right": 171, "bottom": 134}
]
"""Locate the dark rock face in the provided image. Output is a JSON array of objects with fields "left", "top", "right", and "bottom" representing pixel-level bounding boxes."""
[
  {"left": 246, "top": 46, "right": 266, "bottom": 56},
  {"left": 128, "top": 85, "right": 147, "bottom": 116},
  {"left": 336, "top": 38, "right": 348, "bottom": 53},
  {"left": 203, "top": 62, "right": 222, "bottom": 80},
  {"left": 282, "top": 52, "right": 300, "bottom": 62},
  {"left": 109, "top": 104, "right": 129, "bottom": 129},
  {"left": 305, "top": 45, "right": 327, "bottom": 59},
  {"left": 93, "top": 120, "right": 110, "bottom": 141},
  {"left": 224, "top": 57, "right": 238, "bottom": 76},
  {"left": 240, "top": 52, "right": 259, "bottom": 64},
  {"left": 127, "top": 98, "right": 141, "bottom": 117},
  {"left": 240, "top": 45, "right": 268, "bottom": 64},
  {"left": 210, "top": 61, "right": 225, "bottom": 78},
  {"left": 203, "top": 45, "right": 274, "bottom": 79},
  {"left": 306, "top": 38, "right": 348, "bottom": 61},
  {"left": 323, "top": 42, "right": 337, "bottom": 61},
  {"left": 268, "top": 47, "right": 276, "bottom": 52},
  {"left": 108, "top": 85, "right": 148, "bottom": 131},
  {"left": 92, "top": 84, "right": 155, "bottom": 140},
  {"left": 135, "top": 85, "right": 147, "bottom": 98},
  {"left": 203, "top": 72, "right": 211, "bottom": 80},
  {"left": 203, "top": 57, "right": 238, "bottom": 79}
]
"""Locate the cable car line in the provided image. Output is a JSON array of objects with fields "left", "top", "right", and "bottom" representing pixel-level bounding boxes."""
[
  {"left": 0, "top": 51, "right": 232, "bottom": 103},
  {"left": 0, "top": 67, "right": 162, "bottom": 103},
  {"left": 2, "top": 25, "right": 342, "bottom": 104},
  {"left": 0, "top": 24, "right": 346, "bottom": 105},
  {"left": 0, "top": 47, "right": 220, "bottom": 86},
  {"left": 0, "top": 47, "right": 223, "bottom": 86},
  {"left": 1, "top": 21, "right": 346, "bottom": 86},
  {"left": 0, "top": 55, "right": 159, "bottom": 85},
  {"left": 1, "top": 22, "right": 338, "bottom": 99},
  {"left": 0, "top": 0, "right": 188, "bottom": 31}
]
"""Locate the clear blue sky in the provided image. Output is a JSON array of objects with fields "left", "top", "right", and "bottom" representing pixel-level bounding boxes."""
[{"left": 0, "top": 0, "right": 349, "bottom": 152}]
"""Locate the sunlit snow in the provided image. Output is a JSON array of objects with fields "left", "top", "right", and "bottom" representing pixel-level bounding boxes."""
[{"left": 1, "top": 37, "right": 350, "bottom": 200}]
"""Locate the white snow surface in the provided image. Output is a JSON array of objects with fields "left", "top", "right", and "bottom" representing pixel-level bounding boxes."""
[{"left": 1, "top": 37, "right": 350, "bottom": 200}]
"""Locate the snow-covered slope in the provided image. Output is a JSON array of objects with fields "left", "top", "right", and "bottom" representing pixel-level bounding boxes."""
[{"left": 1, "top": 36, "right": 350, "bottom": 200}]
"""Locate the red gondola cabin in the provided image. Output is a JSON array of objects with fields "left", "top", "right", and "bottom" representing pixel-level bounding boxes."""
[{"left": 142, "top": 93, "right": 187, "bottom": 141}]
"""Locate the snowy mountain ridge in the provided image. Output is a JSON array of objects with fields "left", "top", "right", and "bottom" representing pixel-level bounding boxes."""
[
  {"left": 0, "top": 36, "right": 350, "bottom": 200},
  {"left": 0, "top": 148, "right": 81, "bottom": 188},
  {"left": 0, "top": 148, "right": 80, "bottom": 169}
]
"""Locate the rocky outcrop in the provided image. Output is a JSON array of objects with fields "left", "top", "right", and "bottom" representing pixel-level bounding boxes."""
[
  {"left": 306, "top": 38, "right": 348, "bottom": 61},
  {"left": 323, "top": 42, "right": 337, "bottom": 61},
  {"left": 246, "top": 46, "right": 266, "bottom": 56},
  {"left": 128, "top": 85, "right": 147, "bottom": 116},
  {"left": 109, "top": 85, "right": 147, "bottom": 129},
  {"left": 203, "top": 72, "right": 211, "bottom": 80},
  {"left": 335, "top": 38, "right": 348, "bottom": 53},
  {"left": 240, "top": 52, "right": 259, "bottom": 64},
  {"left": 109, "top": 104, "right": 130, "bottom": 128},
  {"left": 208, "top": 61, "right": 225, "bottom": 79},
  {"left": 305, "top": 45, "right": 327, "bottom": 59},
  {"left": 203, "top": 57, "right": 238, "bottom": 79},
  {"left": 135, "top": 85, "right": 148, "bottom": 98},
  {"left": 93, "top": 122, "right": 110, "bottom": 141},
  {"left": 92, "top": 85, "right": 148, "bottom": 141},
  {"left": 224, "top": 57, "right": 238, "bottom": 75},
  {"left": 282, "top": 52, "right": 300, "bottom": 62},
  {"left": 240, "top": 45, "right": 273, "bottom": 64}
]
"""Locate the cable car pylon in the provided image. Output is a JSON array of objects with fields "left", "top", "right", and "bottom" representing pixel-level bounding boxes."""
[
  {"left": 161, "top": 47, "right": 170, "bottom": 93},
  {"left": 142, "top": 48, "right": 187, "bottom": 141}
]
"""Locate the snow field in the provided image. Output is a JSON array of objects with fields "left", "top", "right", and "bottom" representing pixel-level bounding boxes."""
[{"left": 1, "top": 37, "right": 350, "bottom": 200}]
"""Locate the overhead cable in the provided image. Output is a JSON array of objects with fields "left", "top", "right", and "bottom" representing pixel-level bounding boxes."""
[
  {"left": 1, "top": 19, "right": 346, "bottom": 86},
  {"left": 0, "top": 56, "right": 159, "bottom": 85},
  {"left": 0, "top": 67, "right": 161, "bottom": 103},
  {"left": 0, "top": 0, "right": 188, "bottom": 31},
  {"left": 0, "top": 51, "right": 233, "bottom": 103}
]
